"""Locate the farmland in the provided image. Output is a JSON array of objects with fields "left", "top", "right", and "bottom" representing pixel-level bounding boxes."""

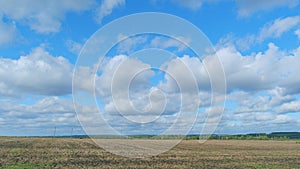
[{"left": 0, "top": 137, "right": 300, "bottom": 168}]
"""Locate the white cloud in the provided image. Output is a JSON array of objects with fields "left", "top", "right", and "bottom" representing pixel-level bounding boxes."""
[
  {"left": 170, "top": 0, "right": 219, "bottom": 11},
  {"left": 150, "top": 36, "right": 191, "bottom": 52},
  {"left": 96, "top": 56, "right": 165, "bottom": 123},
  {"left": 73, "top": 65, "right": 97, "bottom": 94},
  {"left": 222, "top": 16, "right": 300, "bottom": 50},
  {"left": 236, "top": 0, "right": 299, "bottom": 17},
  {"left": 116, "top": 34, "right": 148, "bottom": 54},
  {"left": 258, "top": 16, "right": 300, "bottom": 42},
  {"left": 0, "top": 96, "right": 81, "bottom": 136},
  {"left": 3, "top": 42, "right": 300, "bottom": 135},
  {"left": 30, "top": 96, "right": 74, "bottom": 114},
  {"left": 95, "top": 0, "right": 125, "bottom": 24},
  {"left": 268, "top": 87, "right": 293, "bottom": 107},
  {"left": 217, "top": 43, "right": 300, "bottom": 93},
  {"left": 171, "top": 0, "right": 203, "bottom": 11},
  {"left": 66, "top": 40, "right": 83, "bottom": 55},
  {"left": 74, "top": 55, "right": 210, "bottom": 128},
  {"left": 207, "top": 42, "right": 300, "bottom": 133},
  {"left": 0, "top": 17, "right": 17, "bottom": 45},
  {"left": 276, "top": 100, "right": 300, "bottom": 114},
  {"left": 217, "top": 44, "right": 270, "bottom": 91},
  {"left": 272, "top": 114, "right": 297, "bottom": 124},
  {"left": 216, "top": 91, "right": 300, "bottom": 133},
  {"left": 0, "top": 46, "right": 73, "bottom": 96},
  {"left": 295, "top": 29, "right": 300, "bottom": 39},
  {"left": 0, "top": 0, "right": 95, "bottom": 33},
  {"left": 158, "top": 55, "right": 209, "bottom": 93},
  {"left": 73, "top": 42, "right": 300, "bottom": 135},
  {"left": 94, "top": 55, "right": 128, "bottom": 97},
  {"left": 115, "top": 34, "right": 192, "bottom": 54}
]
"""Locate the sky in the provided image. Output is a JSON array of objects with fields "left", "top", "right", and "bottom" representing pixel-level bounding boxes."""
[{"left": 0, "top": 0, "right": 300, "bottom": 136}]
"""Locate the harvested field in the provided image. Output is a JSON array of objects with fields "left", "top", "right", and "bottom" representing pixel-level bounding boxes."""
[{"left": 0, "top": 137, "right": 299, "bottom": 168}]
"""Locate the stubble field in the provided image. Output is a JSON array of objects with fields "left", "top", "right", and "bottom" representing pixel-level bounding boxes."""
[{"left": 0, "top": 137, "right": 299, "bottom": 168}]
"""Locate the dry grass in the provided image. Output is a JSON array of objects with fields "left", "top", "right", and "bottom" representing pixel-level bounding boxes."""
[{"left": 0, "top": 137, "right": 299, "bottom": 168}]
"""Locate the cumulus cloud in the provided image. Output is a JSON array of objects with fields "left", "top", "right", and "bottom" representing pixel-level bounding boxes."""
[
  {"left": 95, "top": 0, "right": 125, "bottom": 24},
  {"left": 150, "top": 36, "right": 191, "bottom": 53},
  {"left": 103, "top": 56, "right": 156, "bottom": 121},
  {"left": 0, "top": 16, "right": 17, "bottom": 45},
  {"left": 0, "top": 0, "right": 95, "bottom": 33},
  {"left": 115, "top": 34, "right": 192, "bottom": 55},
  {"left": 217, "top": 44, "right": 273, "bottom": 91},
  {"left": 3, "top": 41, "right": 300, "bottom": 135},
  {"left": 95, "top": 56, "right": 181, "bottom": 124},
  {"left": 258, "top": 16, "right": 300, "bottom": 42},
  {"left": 95, "top": 55, "right": 128, "bottom": 97},
  {"left": 66, "top": 40, "right": 83, "bottom": 55},
  {"left": 4, "top": 42, "right": 296, "bottom": 135},
  {"left": 29, "top": 96, "right": 74, "bottom": 114},
  {"left": 221, "top": 16, "right": 300, "bottom": 50},
  {"left": 88, "top": 42, "right": 300, "bottom": 134},
  {"left": 295, "top": 29, "right": 300, "bottom": 39},
  {"left": 216, "top": 43, "right": 300, "bottom": 93},
  {"left": 208, "top": 42, "right": 300, "bottom": 133},
  {"left": 73, "top": 54, "right": 212, "bottom": 132},
  {"left": 170, "top": 0, "right": 219, "bottom": 11},
  {"left": 276, "top": 100, "right": 300, "bottom": 114},
  {"left": 217, "top": 110, "right": 300, "bottom": 134},
  {"left": 0, "top": 46, "right": 73, "bottom": 96},
  {"left": 116, "top": 34, "right": 148, "bottom": 54},
  {"left": 236, "top": 0, "right": 299, "bottom": 17},
  {"left": 171, "top": 0, "right": 203, "bottom": 11},
  {"left": 158, "top": 55, "right": 209, "bottom": 92},
  {"left": 268, "top": 87, "right": 294, "bottom": 107},
  {"left": 272, "top": 114, "right": 299, "bottom": 124},
  {"left": 0, "top": 96, "right": 80, "bottom": 136},
  {"left": 216, "top": 89, "right": 300, "bottom": 133}
]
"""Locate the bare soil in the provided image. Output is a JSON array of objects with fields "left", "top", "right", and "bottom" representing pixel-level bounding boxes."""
[{"left": 0, "top": 137, "right": 299, "bottom": 168}]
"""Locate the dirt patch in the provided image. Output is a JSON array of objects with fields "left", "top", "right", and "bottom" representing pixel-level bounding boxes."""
[{"left": 0, "top": 138, "right": 299, "bottom": 168}]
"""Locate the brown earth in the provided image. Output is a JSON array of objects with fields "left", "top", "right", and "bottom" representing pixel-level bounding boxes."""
[{"left": 0, "top": 137, "right": 299, "bottom": 168}]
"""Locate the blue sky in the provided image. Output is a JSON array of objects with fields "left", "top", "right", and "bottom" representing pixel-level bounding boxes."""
[{"left": 0, "top": 0, "right": 300, "bottom": 136}]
